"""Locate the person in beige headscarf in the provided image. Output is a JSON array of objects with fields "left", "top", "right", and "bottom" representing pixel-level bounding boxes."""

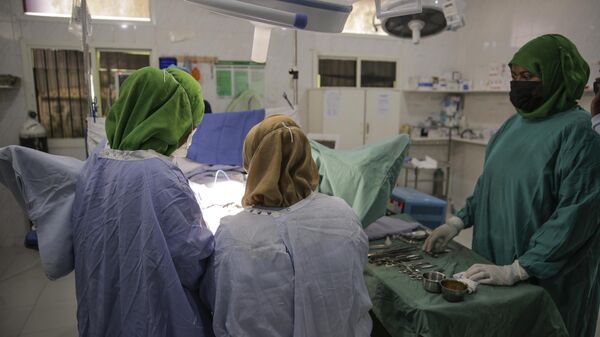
[{"left": 202, "top": 115, "right": 372, "bottom": 337}]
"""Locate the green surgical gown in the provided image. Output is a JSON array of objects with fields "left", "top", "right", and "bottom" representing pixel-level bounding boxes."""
[{"left": 458, "top": 107, "right": 600, "bottom": 337}]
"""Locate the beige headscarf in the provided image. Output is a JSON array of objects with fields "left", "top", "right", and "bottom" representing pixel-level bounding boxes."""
[{"left": 242, "top": 115, "right": 319, "bottom": 208}]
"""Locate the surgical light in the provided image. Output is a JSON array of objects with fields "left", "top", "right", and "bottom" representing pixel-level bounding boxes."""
[{"left": 186, "top": 0, "right": 354, "bottom": 62}]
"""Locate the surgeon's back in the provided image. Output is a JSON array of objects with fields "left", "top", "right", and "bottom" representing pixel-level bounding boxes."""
[
  {"left": 72, "top": 149, "right": 214, "bottom": 337},
  {"left": 207, "top": 191, "right": 372, "bottom": 337}
]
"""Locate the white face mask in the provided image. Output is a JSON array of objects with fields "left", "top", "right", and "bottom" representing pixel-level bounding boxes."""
[{"left": 171, "top": 128, "right": 197, "bottom": 160}]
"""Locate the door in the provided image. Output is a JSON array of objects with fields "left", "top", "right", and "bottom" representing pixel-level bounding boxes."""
[
  {"left": 308, "top": 88, "right": 365, "bottom": 150},
  {"left": 364, "top": 89, "right": 401, "bottom": 144}
]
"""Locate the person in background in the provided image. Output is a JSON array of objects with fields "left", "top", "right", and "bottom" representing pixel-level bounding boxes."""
[
  {"left": 423, "top": 34, "right": 600, "bottom": 337},
  {"left": 592, "top": 78, "right": 599, "bottom": 133},
  {"left": 72, "top": 67, "right": 214, "bottom": 337},
  {"left": 203, "top": 115, "right": 372, "bottom": 337},
  {"left": 204, "top": 99, "right": 213, "bottom": 114}
]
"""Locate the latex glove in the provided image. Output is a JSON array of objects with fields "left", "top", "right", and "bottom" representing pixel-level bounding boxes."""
[
  {"left": 422, "top": 216, "right": 464, "bottom": 252},
  {"left": 464, "top": 260, "right": 529, "bottom": 286}
]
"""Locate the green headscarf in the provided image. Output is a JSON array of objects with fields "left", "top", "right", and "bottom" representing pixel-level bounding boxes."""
[
  {"left": 510, "top": 34, "right": 590, "bottom": 119},
  {"left": 106, "top": 66, "right": 205, "bottom": 155}
]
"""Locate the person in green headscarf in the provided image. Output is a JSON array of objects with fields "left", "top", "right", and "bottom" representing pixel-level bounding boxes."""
[
  {"left": 71, "top": 66, "right": 215, "bottom": 337},
  {"left": 106, "top": 66, "right": 205, "bottom": 156},
  {"left": 424, "top": 34, "right": 600, "bottom": 337}
]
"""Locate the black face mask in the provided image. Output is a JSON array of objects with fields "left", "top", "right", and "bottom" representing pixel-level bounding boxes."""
[{"left": 510, "top": 81, "right": 545, "bottom": 112}]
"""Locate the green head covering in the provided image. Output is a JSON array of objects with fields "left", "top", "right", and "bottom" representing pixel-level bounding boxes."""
[
  {"left": 106, "top": 66, "right": 205, "bottom": 155},
  {"left": 510, "top": 34, "right": 590, "bottom": 119}
]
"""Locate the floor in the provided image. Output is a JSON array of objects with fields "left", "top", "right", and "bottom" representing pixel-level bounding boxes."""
[
  {"left": 1, "top": 234, "right": 599, "bottom": 337},
  {"left": 0, "top": 247, "right": 77, "bottom": 337},
  {"left": 0, "top": 230, "right": 476, "bottom": 337}
]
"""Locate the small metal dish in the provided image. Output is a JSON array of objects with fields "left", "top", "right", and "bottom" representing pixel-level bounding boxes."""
[
  {"left": 440, "top": 279, "right": 468, "bottom": 302},
  {"left": 422, "top": 271, "right": 446, "bottom": 293}
]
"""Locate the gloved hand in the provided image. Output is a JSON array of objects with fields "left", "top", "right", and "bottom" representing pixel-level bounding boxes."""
[
  {"left": 422, "top": 216, "right": 464, "bottom": 252},
  {"left": 464, "top": 260, "right": 529, "bottom": 286}
]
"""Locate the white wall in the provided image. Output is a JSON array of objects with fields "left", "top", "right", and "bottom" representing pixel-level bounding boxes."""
[
  {"left": 0, "top": 0, "right": 460, "bottom": 246},
  {"left": 446, "top": 0, "right": 600, "bottom": 210},
  {"left": 0, "top": 1, "right": 29, "bottom": 246},
  {"left": 1, "top": 0, "right": 599, "bottom": 245}
]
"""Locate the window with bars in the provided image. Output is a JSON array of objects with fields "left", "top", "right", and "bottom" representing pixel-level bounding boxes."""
[
  {"left": 361, "top": 60, "right": 396, "bottom": 87},
  {"left": 97, "top": 50, "right": 151, "bottom": 116},
  {"left": 318, "top": 59, "right": 358, "bottom": 87},
  {"left": 32, "top": 48, "right": 88, "bottom": 138},
  {"left": 318, "top": 58, "right": 397, "bottom": 88}
]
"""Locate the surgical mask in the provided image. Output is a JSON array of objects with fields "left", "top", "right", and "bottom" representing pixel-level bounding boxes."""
[{"left": 510, "top": 81, "right": 545, "bottom": 112}]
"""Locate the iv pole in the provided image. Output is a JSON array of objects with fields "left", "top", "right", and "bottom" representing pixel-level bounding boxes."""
[{"left": 80, "top": 0, "right": 93, "bottom": 157}]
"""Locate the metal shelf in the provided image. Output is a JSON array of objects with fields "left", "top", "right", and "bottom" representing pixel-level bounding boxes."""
[{"left": 403, "top": 89, "right": 509, "bottom": 94}]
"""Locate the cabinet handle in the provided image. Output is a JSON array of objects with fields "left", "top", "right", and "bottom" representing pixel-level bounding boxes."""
[{"left": 366, "top": 123, "right": 370, "bottom": 134}]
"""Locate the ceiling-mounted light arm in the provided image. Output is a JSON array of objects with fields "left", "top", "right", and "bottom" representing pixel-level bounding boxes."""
[{"left": 186, "top": 0, "right": 308, "bottom": 29}]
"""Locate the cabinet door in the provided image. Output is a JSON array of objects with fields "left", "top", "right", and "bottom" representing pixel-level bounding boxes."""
[
  {"left": 364, "top": 89, "right": 401, "bottom": 144},
  {"left": 308, "top": 88, "right": 365, "bottom": 150}
]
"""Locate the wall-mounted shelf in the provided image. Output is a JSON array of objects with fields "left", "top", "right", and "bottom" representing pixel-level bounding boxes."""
[
  {"left": 0, "top": 74, "right": 19, "bottom": 89},
  {"left": 403, "top": 89, "right": 509, "bottom": 94},
  {"left": 412, "top": 137, "right": 488, "bottom": 146}
]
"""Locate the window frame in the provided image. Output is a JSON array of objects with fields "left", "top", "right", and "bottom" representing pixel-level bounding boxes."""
[
  {"left": 94, "top": 48, "right": 152, "bottom": 117},
  {"left": 15, "top": 0, "right": 156, "bottom": 25},
  {"left": 21, "top": 41, "right": 156, "bottom": 139},
  {"left": 313, "top": 52, "right": 400, "bottom": 89}
]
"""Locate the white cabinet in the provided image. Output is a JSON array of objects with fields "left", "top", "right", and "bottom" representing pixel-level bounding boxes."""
[
  {"left": 308, "top": 88, "right": 401, "bottom": 149},
  {"left": 364, "top": 89, "right": 401, "bottom": 145}
]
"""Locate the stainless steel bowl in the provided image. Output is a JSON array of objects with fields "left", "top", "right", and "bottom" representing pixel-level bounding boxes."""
[
  {"left": 440, "top": 279, "right": 468, "bottom": 302},
  {"left": 422, "top": 271, "right": 446, "bottom": 293}
]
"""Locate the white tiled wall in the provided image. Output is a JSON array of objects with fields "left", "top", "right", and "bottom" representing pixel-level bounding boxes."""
[{"left": 1, "top": 0, "right": 599, "bottom": 247}]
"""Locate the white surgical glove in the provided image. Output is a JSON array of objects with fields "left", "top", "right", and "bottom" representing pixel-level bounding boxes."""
[
  {"left": 422, "top": 216, "right": 464, "bottom": 252},
  {"left": 464, "top": 260, "right": 529, "bottom": 286}
]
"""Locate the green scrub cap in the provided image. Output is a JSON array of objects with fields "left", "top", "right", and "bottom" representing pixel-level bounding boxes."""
[
  {"left": 510, "top": 34, "right": 590, "bottom": 119},
  {"left": 106, "top": 66, "right": 205, "bottom": 156}
]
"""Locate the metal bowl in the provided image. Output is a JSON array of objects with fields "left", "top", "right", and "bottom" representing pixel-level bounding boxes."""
[
  {"left": 440, "top": 279, "right": 468, "bottom": 302},
  {"left": 422, "top": 271, "right": 446, "bottom": 293}
]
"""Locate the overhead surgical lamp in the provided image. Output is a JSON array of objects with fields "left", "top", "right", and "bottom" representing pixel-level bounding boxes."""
[
  {"left": 378, "top": 0, "right": 465, "bottom": 44},
  {"left": 186, "top": 0, "right": 354, "bottom": 62},
  {"left": 185, "top": 0, "right": 465, "bottom": 61}
]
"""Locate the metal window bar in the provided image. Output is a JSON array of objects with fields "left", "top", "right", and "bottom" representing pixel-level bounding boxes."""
[
  {"left": 64, "top": 51, "right": 75, "bottom": 137},
  {"left": 77, "top": 51, "right": 87, "bottom": 133},
  {"left": 52, "top": 50, "right": 66, "bottom": 137},
  {"left": 32, "top": 48, "right": 86, "bottom": 138}
]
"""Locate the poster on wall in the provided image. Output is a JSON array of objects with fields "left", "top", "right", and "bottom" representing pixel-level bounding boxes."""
[
  {"left": 376, "top": 93, "right": 391, "bottom": 117},
  {"left": 324, "top": 90, "right": 341, "bottom": 119},
  {"left": 217, "top": 70, "right": 233, "bottom": 97},
  {"left": 234, "top": 69, "right": 249, "bottom": 96},
  {"left": 216, "top": 61, "right": 265, "bottom": 98}
]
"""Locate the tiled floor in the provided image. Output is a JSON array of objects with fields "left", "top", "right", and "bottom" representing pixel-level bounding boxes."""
[
  {"left": 1, "top": 241, "right": 599, "bottom": 337},
  {"left": 0, "top": 247, "right": 77, "bottom": 337}
]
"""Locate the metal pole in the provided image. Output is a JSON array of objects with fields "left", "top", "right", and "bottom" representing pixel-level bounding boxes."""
[
  {"left": 293, "top": 30, "right": 298, "bottom": 105},
  {"left": 81, "top": 0, "right": 92, "bottom": 156}
]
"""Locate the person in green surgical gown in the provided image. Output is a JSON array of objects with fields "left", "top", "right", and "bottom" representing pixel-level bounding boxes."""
[{"left": 423, "top": 34, "right": 600, "bottom": 337}]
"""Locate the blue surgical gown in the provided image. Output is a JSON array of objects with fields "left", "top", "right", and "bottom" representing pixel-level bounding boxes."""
[
  {"left": 203, "top": 192, "right": 372, "bottom": 337},
  {"left": 72, "top": 148, "right": 215, "bottom": 337}
]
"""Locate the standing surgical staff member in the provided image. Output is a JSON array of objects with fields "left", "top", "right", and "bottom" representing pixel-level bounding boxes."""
[
  {"left": 72, "top": 67, "right": 214, "bottom": 337},
  {"left": 203, "top": 115, "right": 372, "bottom": 337},
  {"left": 592, "top": 81, "right": 599, "bottom": 133},
  {"left": 424, "top": 34, "right": 600, "bottom": 337}
]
